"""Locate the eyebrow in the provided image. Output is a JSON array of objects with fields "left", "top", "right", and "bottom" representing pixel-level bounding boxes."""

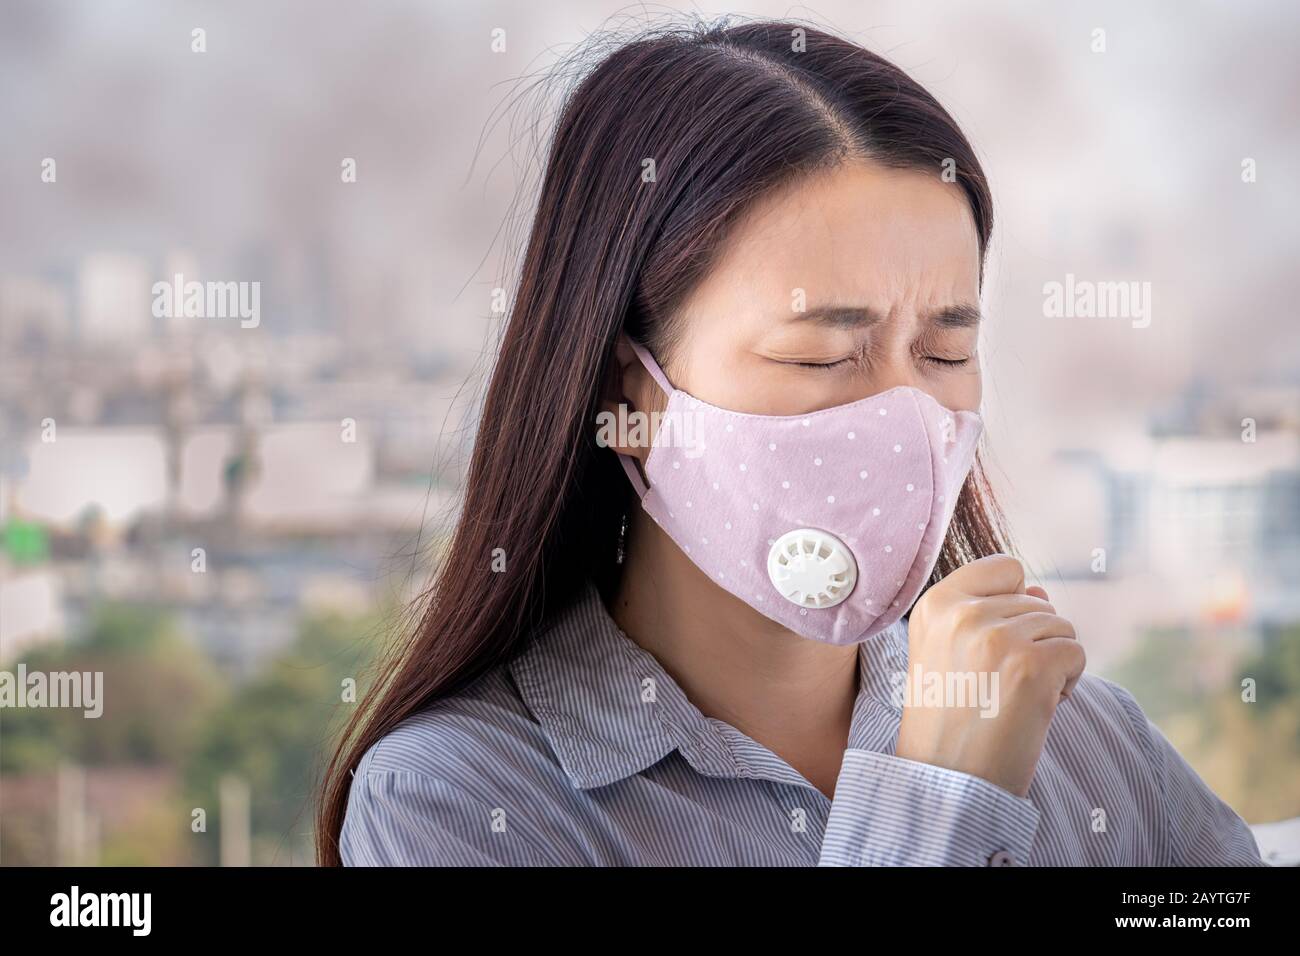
[
  {"left": 794, "top": 303, "right": 982, "bottom": 329},
  {"left": 795, "top": 306, "right": 885, "bottom": 328},
  {"left": 923, "top": 303, "right": 983, "bottom": 329}
]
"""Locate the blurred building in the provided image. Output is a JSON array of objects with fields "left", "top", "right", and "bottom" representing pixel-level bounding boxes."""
[{"left": 76, "top": 254, "right": 152, "bottom": 346}]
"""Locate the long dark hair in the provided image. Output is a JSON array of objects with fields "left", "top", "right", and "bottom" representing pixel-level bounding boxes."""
[{"left": 317, "top": 17, "right": 1010, "bottom": 865}]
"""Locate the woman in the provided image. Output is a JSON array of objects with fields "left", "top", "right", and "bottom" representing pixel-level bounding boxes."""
[{"left": 318, "top": 19, "right": 1262, "bottom": 866}]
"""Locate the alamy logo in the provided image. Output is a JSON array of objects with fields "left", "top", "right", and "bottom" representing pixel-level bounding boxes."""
[
  {"left": 151, "top": 273, "right": 260, "bottom": 328},
  {"left": 0, "top": 665, "right": 103, "bottom": 718},
  {"left": 890, "top": 664, "right": 1000, "bottom": 718},
  {"left": 595, "top": 406, "right": 706, "bottom": 458},
  {"left": 50, "top": 886, "right": 151, "bottom": 936},
  {"left": 1042, "top": 273, "right": 1151, "bottom": 328}
]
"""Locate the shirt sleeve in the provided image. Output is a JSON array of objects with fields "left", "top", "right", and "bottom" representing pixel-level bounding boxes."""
[
  {"left": 818, "top": 748, "right": 1040, "bottom": 867},
  {"left": 1100, "top": 679, "right": 1266, "bottom": 866},
  {"left": 340, "top": 769, "right": 555, "bottom": 866}
]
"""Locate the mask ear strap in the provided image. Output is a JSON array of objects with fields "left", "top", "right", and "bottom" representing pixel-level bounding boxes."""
[
  {"left": 617, "top": 452, "right": 650, "bottom": 499},
  {"left": 615, "top": 338, "right": 672, "bottom": 501},
  {"left": 626, "top": 338, "right": 674, "bottom": 396}
]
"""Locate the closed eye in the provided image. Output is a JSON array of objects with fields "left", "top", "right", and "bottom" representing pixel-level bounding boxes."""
[
  {"left": 922, "top": 355, "right": 972, "bottom": 368},
  {"left": 785, "top": 357, "right": 856, "bottom": 371}
]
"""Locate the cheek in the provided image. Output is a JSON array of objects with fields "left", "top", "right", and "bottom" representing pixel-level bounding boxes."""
[
  {"left": 669, "top": 317, "right": 777, "bottom": 412},
  {"left": 934, "top": 369, "right": 982, "bottom": 413}
]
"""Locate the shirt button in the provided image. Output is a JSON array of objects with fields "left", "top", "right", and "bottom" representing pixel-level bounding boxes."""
[{"left": 987, "top": 850, "right": 1016, "bottom": 867}]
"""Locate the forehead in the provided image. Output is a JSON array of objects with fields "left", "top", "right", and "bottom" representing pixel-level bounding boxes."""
[{"left": 687, "top": 161, "right": 981, "bottom": 319}]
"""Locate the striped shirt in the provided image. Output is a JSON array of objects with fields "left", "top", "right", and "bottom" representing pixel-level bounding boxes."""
[{"left": 340, "top": 582, "right": 1264, "bottom": 866}]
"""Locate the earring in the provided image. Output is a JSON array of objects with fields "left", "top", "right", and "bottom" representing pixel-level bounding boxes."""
[{"left": 616, "top": 511, "right": 628, "bottom": 564}]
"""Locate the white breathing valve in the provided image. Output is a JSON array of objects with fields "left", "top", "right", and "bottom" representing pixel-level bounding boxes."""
[{"left": 766, "top": 528, "right": 857, "bottom": 609}]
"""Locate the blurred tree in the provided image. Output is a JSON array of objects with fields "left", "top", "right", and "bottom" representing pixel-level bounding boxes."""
[
  {"left": 1106, "top": 625, "right": 1213, "bottom": 723},
  {"left": 99, "top": 796, "right": 195, "bottom": 866},
  {"left": 181, "top": 607, "right": 384, "bottom": 865},
  {"left": 1105, "top": 622, "right": 1300, "bottom": 824},
  {"left": 1243, "top": 624, "right": 1300, "bottom": 717},
  {"left": 0, "top": 603, "right": 224, "bottom": 773}
]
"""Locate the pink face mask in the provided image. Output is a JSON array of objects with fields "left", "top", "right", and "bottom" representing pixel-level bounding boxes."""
[{"left": 616, "top": 340, "right": 983, "bottom": 645}]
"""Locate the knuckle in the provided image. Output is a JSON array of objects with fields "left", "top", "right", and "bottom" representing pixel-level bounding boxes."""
[
  {"left": 1049, "top": 613, "right": 1077, "bottom": 637},
  {"left": 1068, "top": 640, "right": 1088, "bottom": 670},
  {"left": 992, "top": 554, "right": 1023, "bottom": 577},
  {"left": 979, "top": 622, "right": 1012, "bottom": 654},
  {"left": 950, "top": 598, "right": 984, "bottom": 631},
  {"left": 999, "top": 648, "right": 1036, "bottom": 686}
]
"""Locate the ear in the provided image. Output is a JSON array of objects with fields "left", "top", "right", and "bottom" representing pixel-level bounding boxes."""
[{"left": 598, "top": 334, "right": 667, "bottom": 464}]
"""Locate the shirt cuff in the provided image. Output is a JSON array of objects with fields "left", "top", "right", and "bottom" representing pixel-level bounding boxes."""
[{"left": 819, "top": 748, "right": 1041, "bottom": 867}]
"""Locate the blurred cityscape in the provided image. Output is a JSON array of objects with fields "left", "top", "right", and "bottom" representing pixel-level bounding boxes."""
[
  {"left": 1, "top": 0, "right": 1298, "bottom": 865},
  {"left": 0, "top": 248, "right": 474, "bottom": 864},
  {"left": 3, "top": 253, "right": 1298, "bottom": 865},
  {"left": 0, "top": 249, "right": 471, "bottom": 670}
]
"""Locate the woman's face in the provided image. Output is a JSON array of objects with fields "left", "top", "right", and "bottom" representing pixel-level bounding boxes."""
[{"left": 659, "top": 161, "right": 983, "bottom": 416}]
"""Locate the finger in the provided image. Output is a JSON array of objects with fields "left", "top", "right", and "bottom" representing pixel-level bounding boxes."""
[
  {"left": 979, "top": 593, "right": 1057, "bottom": 619},
  {"left": 1035, "top": 636, "right": 1087, "bottom": 697},
  {"left": 1026, "top": 585, "right": 1050, "bottom": 602},
  {"left": 949, "top": 554, "right": 1025, "bottom": 598},
  {"left": 1001, "top": 611, "right": 1076, "bottom": 643}
]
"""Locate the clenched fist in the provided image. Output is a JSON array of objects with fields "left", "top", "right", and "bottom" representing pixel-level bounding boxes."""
[{"left": 895, "top": 554, "right": 1086, "bottom": 798}]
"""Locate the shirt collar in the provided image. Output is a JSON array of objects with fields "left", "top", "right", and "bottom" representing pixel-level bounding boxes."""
[{"left": 509, "top": 581, "right": 908, "bottom": 791}]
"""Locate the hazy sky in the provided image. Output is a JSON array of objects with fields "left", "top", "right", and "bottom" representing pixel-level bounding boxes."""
[{"left": 4, "top": 0, "right": 1299, "bottom": 572}]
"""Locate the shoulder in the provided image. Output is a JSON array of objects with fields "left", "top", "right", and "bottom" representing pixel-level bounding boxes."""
[
  {"left": 1034, "top": 669, "right": 1181, "bottom": 842},
  {"left": 340, "top": 667, "right": 575, "bottom": 865},
  {"left": 1042, "top": 671, "right": 1265, "bottom": 865},
  {"left": 356, "top": 667, "right": 545, "bottom": 784},
  {"left": 1057, "top": 672, "right": 1158, "bottom": 749},
  {"left": 1042, "top": 670, "right": 1162, "bottom": 767}
]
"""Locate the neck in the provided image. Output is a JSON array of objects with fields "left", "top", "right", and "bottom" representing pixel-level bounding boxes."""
[{"left": 609, "top": 508, "right": 859, "bottom": 797}]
